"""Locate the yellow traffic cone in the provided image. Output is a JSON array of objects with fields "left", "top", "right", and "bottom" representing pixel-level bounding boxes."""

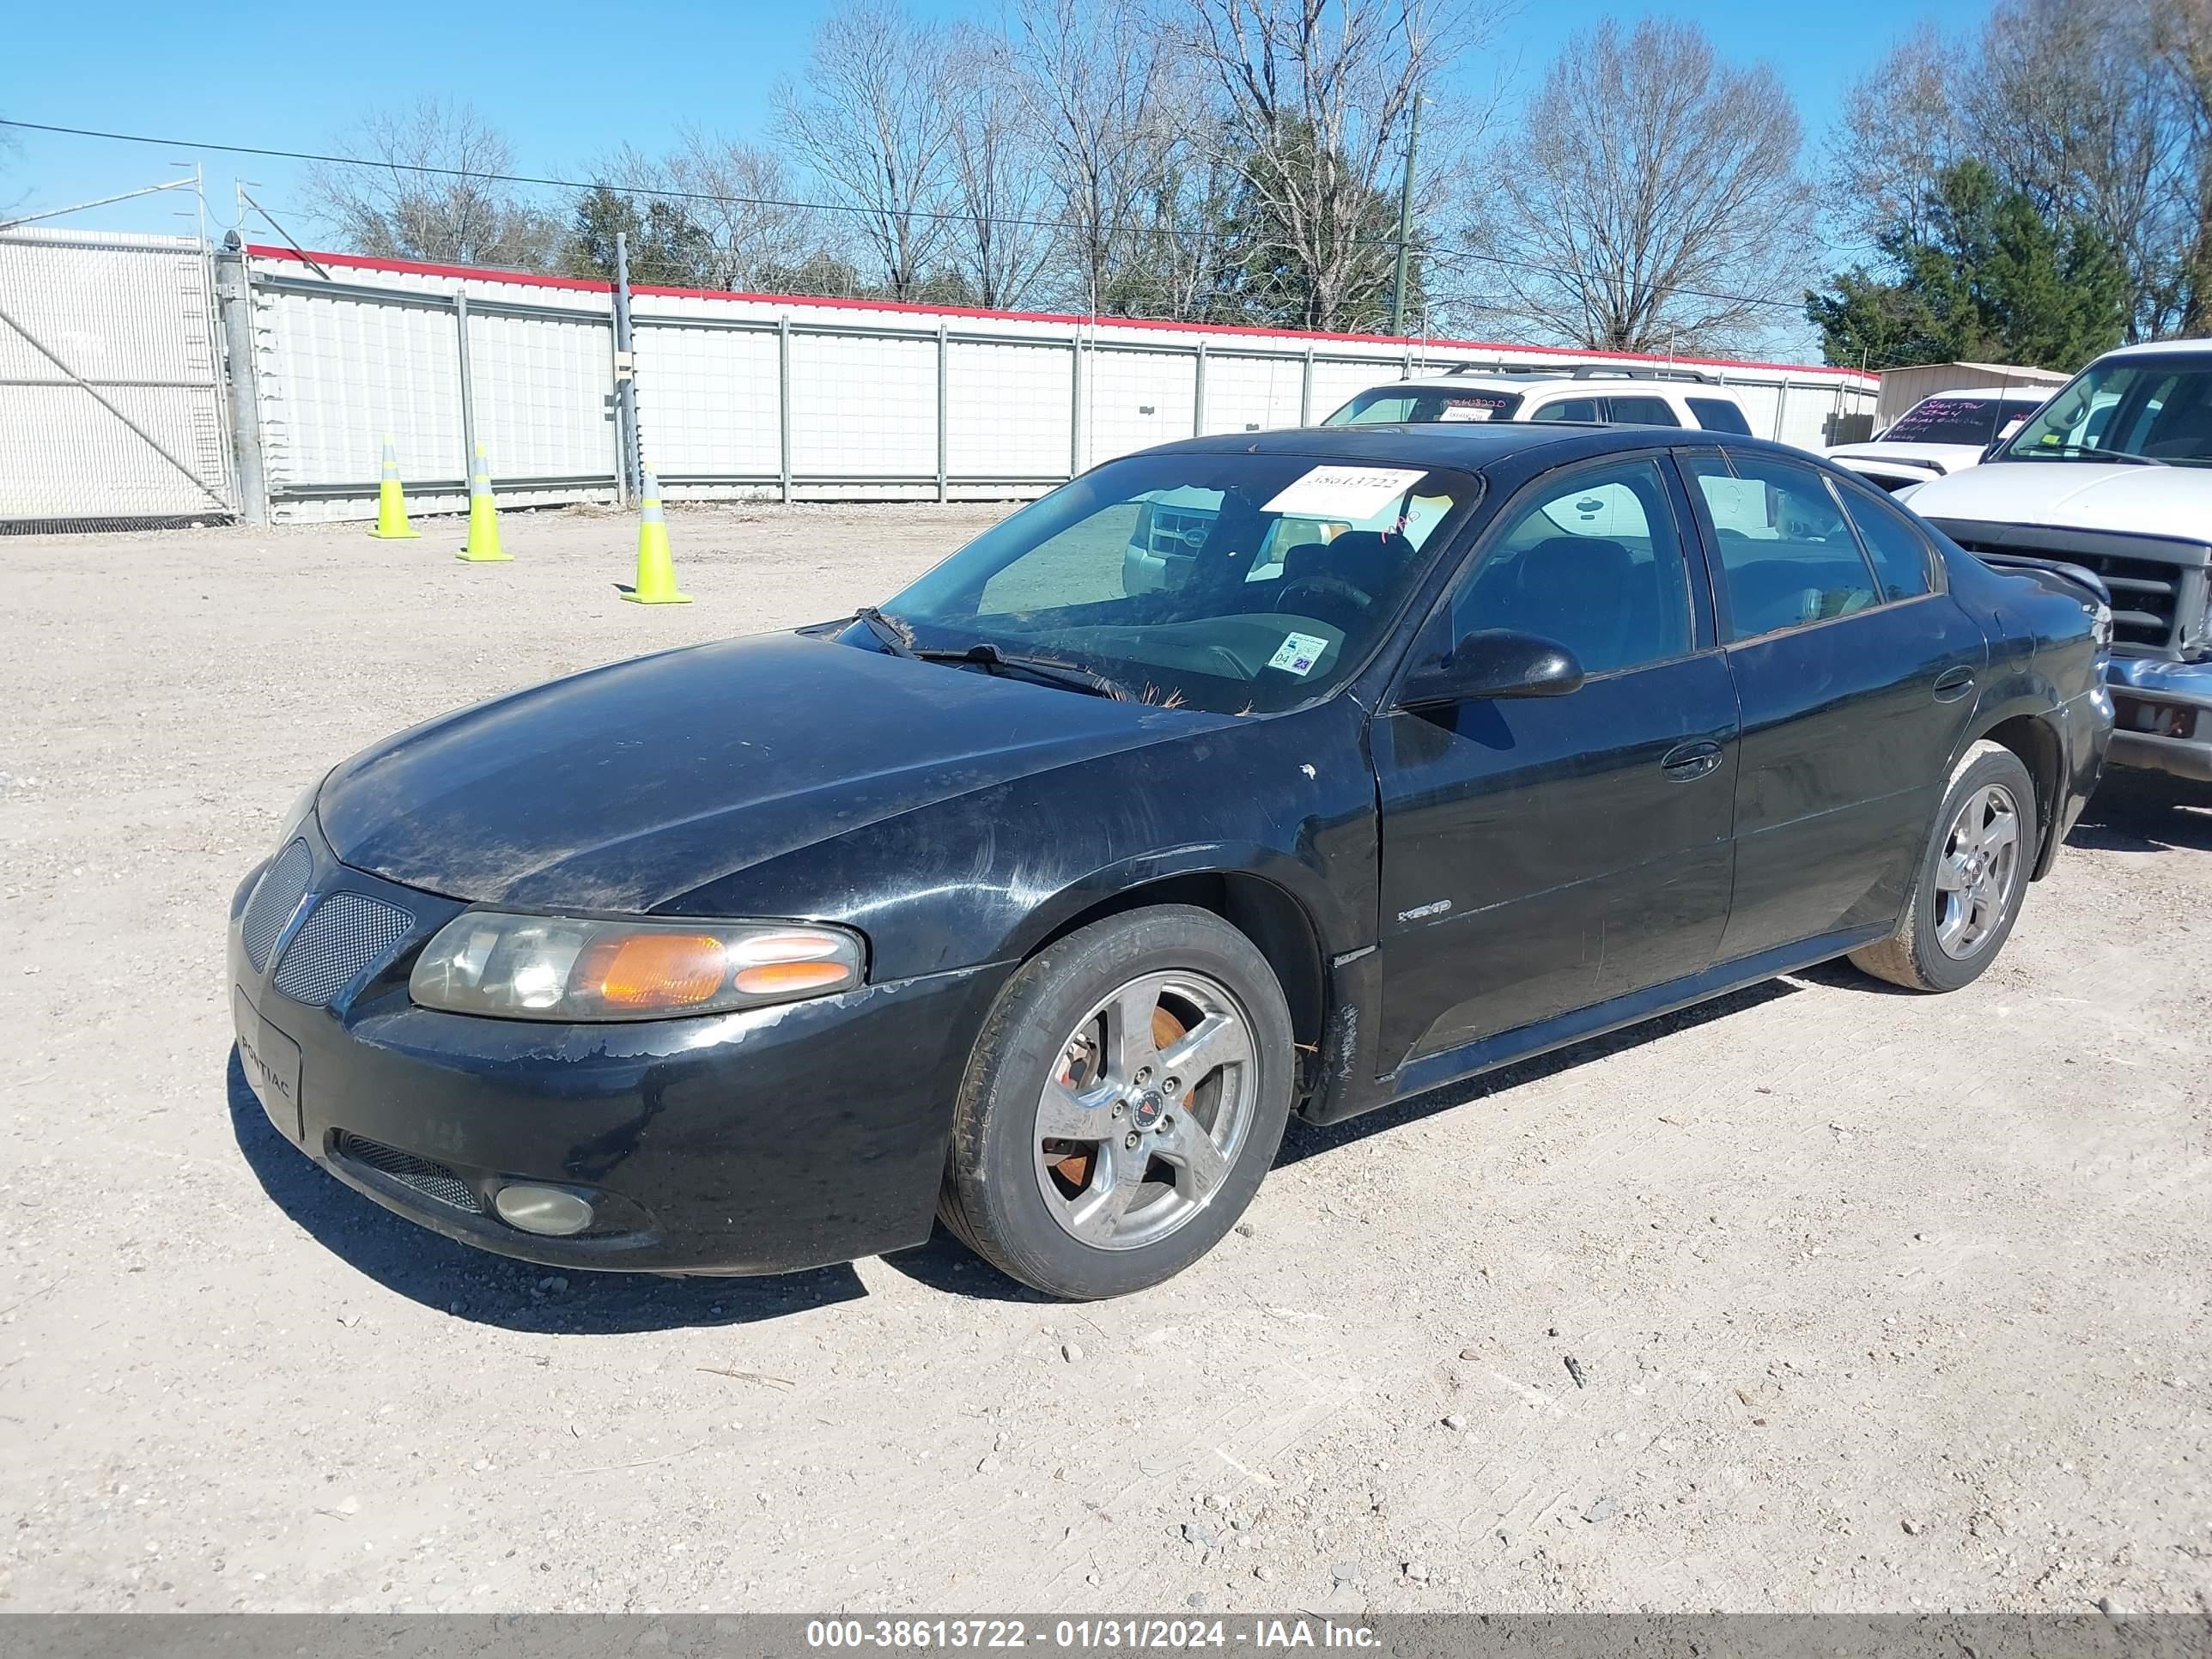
[
  {"left": 619, "top": 465, "right": 690, "bottom": 605},
  {"left": 458, "top": 447, "right": 510, "bottom": 562},
  {"left": 368, "top": 437, "right": 420, "bottom": 540}
]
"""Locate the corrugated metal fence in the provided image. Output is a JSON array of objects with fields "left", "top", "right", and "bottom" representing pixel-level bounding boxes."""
[{"left": 0, "top": 232, "right": 1882, "bottom": 528}]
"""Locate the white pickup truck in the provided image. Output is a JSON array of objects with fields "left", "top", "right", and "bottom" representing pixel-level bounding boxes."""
[{"left": 1903, "top": 340, "right": 2212, "bottom": 788}]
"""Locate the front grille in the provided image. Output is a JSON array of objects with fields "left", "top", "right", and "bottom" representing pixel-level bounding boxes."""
[
  {"left": 240, "top": 839, "right": 313, "bottom": 972},
  {"left": 1950, "top": 535, "right": 2183, "bottom": 649},
  {"left": 272, "top": 892, "right": 415, "bottom": 1005},
  {"left": 332, "top": 1132, "right": 484, "bottom": 1214}
]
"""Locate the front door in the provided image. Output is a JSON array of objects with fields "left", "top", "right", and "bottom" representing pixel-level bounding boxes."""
[
  {"left": 1370, "top": 455, "right": 1740, "bottom": 1079},
  {"left": 1677, "top": 450, "right": 1988, "bottom": 962}
]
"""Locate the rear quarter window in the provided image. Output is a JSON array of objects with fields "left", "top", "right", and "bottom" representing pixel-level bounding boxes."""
[{"left": 1833, "top": 478, "right": 1936, "bottom": 600}]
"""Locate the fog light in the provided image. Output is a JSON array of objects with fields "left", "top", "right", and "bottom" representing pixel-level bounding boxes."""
[{"left": 494, "top": 1185, "right": 594, "bottom": 1237}]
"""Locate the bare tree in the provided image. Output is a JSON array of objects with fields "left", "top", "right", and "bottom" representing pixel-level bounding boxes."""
[
  {"left": 941, "top": 26, "right": 1056, "bottom": 307},
  {"left": 1827, "top": 26, "right": 1966, "bottom": 254},
  {"left": 1181, "top": 0, "right": 1478, "bottom": 331},
  {"left": 304, "top": 100, "right": 560, "bottom": 270},
  {"left": 2159, "top": 0, "right": 2212, "bottom": 330},
  {"left": 588, "top": 131, "right": 818, "bottom": 290},
  {"left": 773, "top": 0, "right": 957, "bottom": 299},
  {"left": 1969, "top": 0, "right": 2190, "bottom": 336},
  {"left": 1009, "top": 0, "right": 1188, "bottom": 311},
  {"left": 1470, "top": 17, "right": 1810, "bottom": 354}
]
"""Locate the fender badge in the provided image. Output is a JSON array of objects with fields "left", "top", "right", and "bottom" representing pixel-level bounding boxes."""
[{"left": 1397, "top": 899, "right": 1452, "bottom": 923}]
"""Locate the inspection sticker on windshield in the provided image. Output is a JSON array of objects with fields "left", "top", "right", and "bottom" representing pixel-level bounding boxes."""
[
  {"left": 1269, "top": 632, "right": 1330, "bottom": 676},
  {"left": 1262, "top": 465, "right": 1427, "bottom": 521}
]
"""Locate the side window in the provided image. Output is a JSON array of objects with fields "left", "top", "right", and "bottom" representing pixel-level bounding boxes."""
[
  {"left": 1686, "top": 397, "right": 1753, "bottom": 435},
  {"left": 1684, "top": 453, "right": 1880, "bottom": 641},
  {"left": 1447, "top": 459, "right": 1692, "bottom": 678},
  {"left": 1531, "top": 398, "right": 1602, "bottom": 423},
  {"left": 1833, "top": 479, "right": 1936, "bottom": 600},
  {"left": 1607, "top": 395, "right": 1680, "bottom": 428}
]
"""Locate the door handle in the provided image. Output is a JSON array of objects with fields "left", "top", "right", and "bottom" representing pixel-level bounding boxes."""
[
  {"left": 1933, "top": 665, "right": 1976, "bottom": 702},
  {"left": 1660, "top": 740, "right": 1723, "bottom": 781}
]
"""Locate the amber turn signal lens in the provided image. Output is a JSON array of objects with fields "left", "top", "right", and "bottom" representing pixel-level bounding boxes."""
[
  {"left": 732, "top": 959, "right": 853, "bottom": 996},
  {"left": 577, "top": 933, "right": 728, "bottom": 1010}
]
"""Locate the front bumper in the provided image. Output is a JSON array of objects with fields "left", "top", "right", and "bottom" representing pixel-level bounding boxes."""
[
  {"left": 2104, "top": 656, "right": 2212, "bottom": 783},
  {"left": 228, "top": 828, "right": 1009, "bottom": 1274}
]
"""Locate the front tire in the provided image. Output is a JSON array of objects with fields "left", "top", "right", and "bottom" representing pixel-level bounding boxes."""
[
  {"left": 939, "top": 905, "right": 1295, "bottom": 1299},
  {"left": 1850, "top": 740, "right": 2037, "bottom": 993}
]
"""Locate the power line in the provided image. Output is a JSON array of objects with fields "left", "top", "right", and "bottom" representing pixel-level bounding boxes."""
[{"left": 3, "top": 114, "right": 1825, "bottom": 323}]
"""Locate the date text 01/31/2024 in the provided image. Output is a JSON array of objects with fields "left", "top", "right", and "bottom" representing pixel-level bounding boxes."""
[{"left": 804, "top": 1619, "right": 1382, "bottom": 1650}]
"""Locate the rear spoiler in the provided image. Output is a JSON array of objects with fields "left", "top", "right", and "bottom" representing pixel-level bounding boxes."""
[{"left": 1968, "top": 549, "right": 2111, "bottom": 607}]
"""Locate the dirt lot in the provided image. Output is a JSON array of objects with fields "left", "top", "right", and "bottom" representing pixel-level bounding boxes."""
[{"left": 0, "top": 502, "right": 2207, "bottom": 1616}]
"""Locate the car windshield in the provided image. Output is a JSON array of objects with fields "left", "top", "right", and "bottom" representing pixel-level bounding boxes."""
[
  {"left": 1885, "top": 395, "right": 2048, "bottom": 447},
  {"left": 1324, "top": 386, "right": 1522, "bottom": 425},
  {"left": 867, "top": 453, "right": 1482, "bottom": 715},
  {"left": 2001, "top": 356, "right": 2212, "bottom": 466}
]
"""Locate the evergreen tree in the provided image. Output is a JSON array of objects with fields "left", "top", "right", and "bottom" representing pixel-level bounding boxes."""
[
  {"left": 1807, "top": 160, "right": 2127, "bottom": 372},
  {"left": 563, "top": 185, "right": 719, "bottom": 289}
]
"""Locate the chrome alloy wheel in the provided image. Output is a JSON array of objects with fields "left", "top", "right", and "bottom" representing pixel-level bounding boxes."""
[
  {"left": 1030, "top": 969, "right": 1257, "bottom": 1251},
  {"left": 1934, "top": 781, "right": 2023, "bottom": 960}
]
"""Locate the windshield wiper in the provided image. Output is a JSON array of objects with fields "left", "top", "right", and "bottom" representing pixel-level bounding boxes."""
[
  {"left": 2025, "top": 444, "right": 2169, "bottom": 466},
  {"left": 914, "top": 641, "right": 1129, "bottom": 701},
  {"left": 852, "top": 605, "right": 917, "bottom": 658}
]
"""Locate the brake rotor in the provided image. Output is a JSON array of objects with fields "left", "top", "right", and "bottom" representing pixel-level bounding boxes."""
[{"left": 1047, "top": 999, "right": 1188, "bottom": 1188}]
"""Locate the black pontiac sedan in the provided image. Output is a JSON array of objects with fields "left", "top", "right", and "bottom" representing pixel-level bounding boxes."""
[{"left": 230, "top": 424, "right": 2112, "bottom": 1299}]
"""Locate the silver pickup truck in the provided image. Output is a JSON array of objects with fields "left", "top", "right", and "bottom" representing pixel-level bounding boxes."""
[{"left": 1904, "top": 339, "right": 2212, "bottom": 792}]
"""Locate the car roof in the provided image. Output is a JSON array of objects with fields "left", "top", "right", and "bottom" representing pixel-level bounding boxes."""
[
  {"left": 1358, "top": 374, "right": 1724, "bottom": 398},
  {"left": 2098, "top": 337, "right": 2212, "bottom": 362},
  {"left": 1153, "top": 422, "right": 1812, "bottom": 476},
  {"left": 1906, "top": 386, "right": 2053, "bottom": 401}
]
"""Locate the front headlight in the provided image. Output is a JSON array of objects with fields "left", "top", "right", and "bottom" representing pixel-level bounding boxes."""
[{"left": 409, "top": 913, "right": 866, "bottom": 1022}]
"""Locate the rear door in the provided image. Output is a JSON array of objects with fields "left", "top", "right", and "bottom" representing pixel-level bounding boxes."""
[
  {"left": 1370, "top": 454, "right": 1739, "bottom": 1074},
  {"left": 1680, "top": 449, "right": 1987, "bottom": 963}
]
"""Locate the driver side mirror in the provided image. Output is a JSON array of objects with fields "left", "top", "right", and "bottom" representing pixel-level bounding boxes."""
[{"left": 1398, "top": 629, "right": 1585, "bottom": 707}]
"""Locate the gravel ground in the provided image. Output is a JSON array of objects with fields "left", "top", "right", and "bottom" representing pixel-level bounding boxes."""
[{"left": 1, "top": 503, "right": 2208, "bottom": 1617}]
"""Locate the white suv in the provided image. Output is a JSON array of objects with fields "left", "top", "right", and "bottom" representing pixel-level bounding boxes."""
[
  {"left": 1825, "top": 386, "right": 2052, "bottom": 493},
  {"left": 1322, "top": 368, "right": 1755, "bottom": 435}
]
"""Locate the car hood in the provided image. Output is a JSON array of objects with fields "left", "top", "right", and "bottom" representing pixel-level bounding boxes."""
[
  {"left": 317, "top": 629, "right": 1223, "bottom": 914},
  {"left": 1909, "top": 460, "right": 2212, "bottom": 538},
  {"left": 1825, "top": 441, "right": 1983, "bottom": 474}
]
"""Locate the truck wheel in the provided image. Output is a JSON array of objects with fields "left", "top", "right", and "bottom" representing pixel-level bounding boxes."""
[
  {"left": 939, "top": 906, "right": 1294, "bottom": 1299},
  {"left": 1850, "top": 740, "right": 2038, "bottom": 993}
]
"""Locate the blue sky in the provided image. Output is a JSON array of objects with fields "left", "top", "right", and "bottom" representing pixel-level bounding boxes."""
[{"left": 3, "top": 0, "right": 1990, "bottom": 243}]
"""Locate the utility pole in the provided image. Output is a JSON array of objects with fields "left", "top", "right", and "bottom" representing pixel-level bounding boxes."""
[
  {"left": 612, "top": 230, "right": 640, "bottom": 505},
  {"left": 1391, "top": 92, "right": 1423, "bottom": 338}
]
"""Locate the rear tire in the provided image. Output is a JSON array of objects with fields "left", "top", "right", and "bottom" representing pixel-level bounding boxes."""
[
  {"left": 1850, "top": 740, "right": 2037, "bottom": 993},
  {"left": 939, "top": 905, "right": 1294, "bottom": 1299}
]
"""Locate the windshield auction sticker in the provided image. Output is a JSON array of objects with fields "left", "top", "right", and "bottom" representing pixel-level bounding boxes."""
[
  {"left": 1268, "top": 632, "right": 1330, "bottom": 676},
  {"left": 1261, "top": 465, "right": 1428, "bottom": 521}
]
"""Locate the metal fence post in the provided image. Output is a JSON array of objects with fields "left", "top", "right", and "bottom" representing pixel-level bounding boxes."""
[
  {"left": 1068, "top": 337, "right": 1084, "bottom": 480},
  {"left": 935, "top": 321, "right": 948, "bottom": 503},
  {"left": 453, "top": 292, "right": 477, "bottom": 479},
  {"left": 612, "top": 231, "right": 640, "bottom": 501},
  {"left": 215, "top": 236, "right": 266, "bottom": 522},
  {"left": 1194, "top": 340, "right": 1208, "bottom": 436},
  {"left": 1300, "top": 347, "right": 1314, "bottom": 427},
  {"left": 778, "top": 314, "right": 793, "bottom": 503}
]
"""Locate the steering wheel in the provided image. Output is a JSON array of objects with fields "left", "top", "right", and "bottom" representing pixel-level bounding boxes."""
[{"left": 1273, "top": 575, "right": 1371, "bottom": 636}]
